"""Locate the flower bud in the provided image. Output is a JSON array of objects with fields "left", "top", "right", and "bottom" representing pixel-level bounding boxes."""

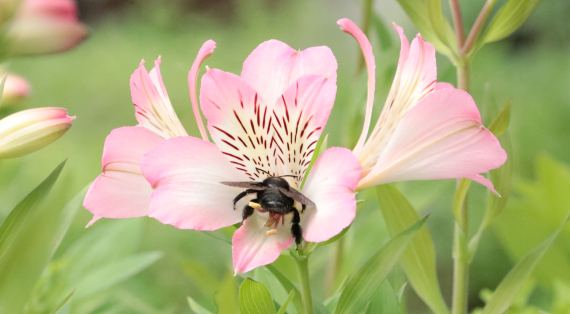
[
  {"left": 1, "top": 73, "right": 31, "bottom": 107},
  {"left": 8, "top": 0, "right": 88, "bottom": 56},
  {"left": 0, "top": 107, "right": 74, "bottom": 158}
]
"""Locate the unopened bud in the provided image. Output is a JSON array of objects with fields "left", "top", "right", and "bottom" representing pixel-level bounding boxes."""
[
  {"left": 0, "top": 107, "right": 74, "bottom": 158},
  {"left": 8, "top": 0, "right": 88, "bottom": 56},
  {"left": 1, "top": 73, "right": 31, "bottom": 107}
]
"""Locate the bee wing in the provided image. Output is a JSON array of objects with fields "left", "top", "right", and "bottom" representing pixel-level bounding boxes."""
[
  {"left": 278, "top": 187, "right": 316, "bottom": 208},
  {"left": 220, "top": 181, "right": 265, "bottom": 190}
]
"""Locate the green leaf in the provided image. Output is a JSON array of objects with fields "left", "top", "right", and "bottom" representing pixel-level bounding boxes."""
[
  {"left": 366, "top": 280, "right": 401, "bottom": 314},
  {"left": 317, "top": 224, "right": 351, "bottom": 249},
  {"left": 215, "top": 273, "right": 239, "bottom": 314},
  {"left": 426, "top": 0, "right": 456, "bottom": 50},
  {"left": 334, "top": 215, "right": 428, "bottom": 314},
  {"left": 265, "top": 264, "right": 304, "bottom": 313},
  {"left": 239, "top": 278, "right": 277, "bottom": 314},
  {"left": 376, "top": 185, "right": 449, "bottom": 314},
  {"left": 187, "top": 296, "right": 214, "bottom": 314},
  {"left": 73, "top": 251, "right": 162, "bottom": 299},
  {"left": 485, "top": 131, "right": 513, "bottom": 225},
  {"left": 0, "top": 161, "right": 79, "bottom": 314},
  {"left": 395, "top": 0, "right": 455, "bottom": 59},
  {"left": 483, "top": 0, "right": 542, "bottom": 43},
  {"left": 488, "top": 99, "right": 512, "bottom": 137},
  {"left": 276, "top": 290, "right": 295, "bottom": 314},
  {"left": 481, "top": 213, "right": 570, "bottom": 314},
  {"left": 49, "top": 290, "right": 75, "bottom": 314}
]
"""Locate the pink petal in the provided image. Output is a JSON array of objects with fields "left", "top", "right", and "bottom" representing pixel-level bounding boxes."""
[
  {"left": 200, "top": 68, "right": 278, "bottom": 179},
  {"left": 131, "top": 58, "right": 187, "bottom": 139},
  {"left": 337, "top": 19, "right": 376, "bottom": 157},
  {"left": 83, "top": 127, "right": 163, "bottom": 220},
  {"left": 141, "top": 136, "right": 248, "bottom": 231},
  {"left": 300, "top": 147, "right": 362, "bottom": 242},
  {"left": 435, "top": 82, "right": 454, "bottom": 90},
  {"left": 358, "top": 89, "right": 507, "bottom": 193},
  {"left": 188, "top": 40, "right": 216, "bottom": 141},
  {"left": 232, "top": 213, "right": 295, "bottom": 274},
  {"left": 272, "top": 74, "right": 336, "bottom": 186},
  {"left": 358, "top": 26, "right": 436, "bottom": 174},
  {"left": 241, "top": 40, "right": 337, "bottom": 105}
]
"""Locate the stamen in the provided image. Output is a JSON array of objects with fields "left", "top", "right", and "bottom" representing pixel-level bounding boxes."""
[{"left": 266, "top": 229, "right": 278, "bottom": 236}]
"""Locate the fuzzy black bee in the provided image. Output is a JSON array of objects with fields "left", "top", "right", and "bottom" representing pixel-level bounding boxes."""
[{"left": 220, "top": 172, "right": 315, "bottom": 246}]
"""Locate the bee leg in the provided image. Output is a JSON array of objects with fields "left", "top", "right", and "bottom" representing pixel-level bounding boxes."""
[
  {"left": 291, "top": 210, "right": 303, "bottom": 249},
  {"left": 301, "top": 204, "right": 306, "bottom": 213},
  {"left": 232, "top": 189, "right": 258, "bottom": 209},
  {"left": 242, "top": 204, "right": 255, "bottom": 221}
]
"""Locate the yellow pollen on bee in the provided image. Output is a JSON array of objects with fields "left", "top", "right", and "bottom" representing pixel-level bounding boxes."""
[
  {"left": 249, "top": 202, "right": 261, "bottom": 210},
  {"left": 266, "top": 229, "right": 278, "bottom": 236}
]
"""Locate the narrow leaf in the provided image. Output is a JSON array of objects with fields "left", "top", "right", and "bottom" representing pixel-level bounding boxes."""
[
  {"left": 265, "top": 264, "right": 304, "bottom": 313},
  {"left": 74, "top": 251, "right": 162, "bottom": 299},
  {"left": 376, "top": 185, "right": 449, "bottom": 314},
  {"left": 395, "top": 0, "right": 455, "bottom": 58},
  {"left": 426, "top": 0, "right": 456, "bottom": 50},
  {"left": 0, "top": 161, "right": 78, "bottom": 314},
  {"left": 488, "top": 99, "right": 512, "bottom": 137},
  {"left": 484, "top": 0, "right": 542, "bottom": 43},
  {"left": 239, "top": 278, "right": 277, "bottom": 314},
  {"left": 215, "top": 273, "right": 239, "bottom": 314},
  {"left": 366, "top": 280, "right": 401, "bottom": 314},
  {"left": 334, "top": 216, "right": 428, "bottom": 314},
  {"left": 481, "top": 213, "right": 570, "bottom": 314},
  {"left": 276, "top": 290, "right": 295, "bottom": 314},
  {"left": 49, "top": 290, "right": 75, "bottom": 314},
  {"left": 188, "top": 296, "right": 214, "bottom": 314}
]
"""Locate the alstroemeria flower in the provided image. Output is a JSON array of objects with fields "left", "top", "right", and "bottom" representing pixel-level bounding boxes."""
[
  {"left": 338, "top": 19, "right": 507, "bottom": 191},
  {"left": 140, "top": 40, "right": 362, "bottom": 274},
  {"left": 83, "top": 50, "right": 205, "bottom": 225}
]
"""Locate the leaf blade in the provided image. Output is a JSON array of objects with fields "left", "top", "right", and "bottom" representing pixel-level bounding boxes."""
[
  {"left": 376, "top": 185, "right": 449, "bottom": 314},
  {"left": 239, "top": 278, "right": 277, "bottom": 314},
  {"left": 334, "top": 215, "right": 428, "bottom": 314}
]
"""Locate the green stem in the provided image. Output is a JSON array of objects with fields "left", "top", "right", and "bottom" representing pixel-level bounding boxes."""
[
  {"left": 451, "top": 178, "right": 470, "bottom": 314},
  {"left": 295, "top": 256, "right": 314, "bottom": 314},
  {"left": 456, "top": 63, "right": 470, "bottom": 92}
]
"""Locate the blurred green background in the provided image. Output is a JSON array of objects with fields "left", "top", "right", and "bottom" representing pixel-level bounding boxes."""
[{"left": 1, "top": 0, "right": 569, "bottom": 313}]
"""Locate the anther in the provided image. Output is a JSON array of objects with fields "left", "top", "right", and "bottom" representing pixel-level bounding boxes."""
[{"left": 249, "top": 202, "right": 261, "bottom": 210}]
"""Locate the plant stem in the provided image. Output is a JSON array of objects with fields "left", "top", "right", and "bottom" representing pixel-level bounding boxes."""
[
  {"left": 449, "top": 0, "right": 465, "bottom": 47},
  {"left": 456, "top": 64, "right": 470, "bottom": 93},
  {"left": 461, "top": 0, "right": 497, "bottom": 56},
  {"left": 451, "top": 178, "right": 470, "bottom": 314},
  {"left": 452, "top": 223, "right": 469, "bottom": 314},
  {"left": 295, "top": 256, "right": 314, "bottom": 314}
]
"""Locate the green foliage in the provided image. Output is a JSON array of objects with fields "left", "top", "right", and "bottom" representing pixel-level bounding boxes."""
[
  {"left": 215, "top": 273, "right": 239, "bottom": 314},
  {"left": 0, "top": 74, "right": 6, "bottom": 110},
  {"left": 481, "top": 213, "right": 569, "bottom": 314},
  {"left": 426, "top": 0, "right": 456, "bottom": 52},
  {"left": 395, "top": 0, "right": 456, "bottom": 59},
  {"left": 265, "top": 264, "right": 304, "bottom": 313},
  {"left": 239, "top": 278, "right": 277, "bottom": 314},
  {"left": 25, "top": 218, "right": 162, "bottom": 313},
  {"left": 488, "top": 99, "right": 512, "bottom": 137},
  {"left": 334, "top": 216, "right": 427, "bottom": 314},
  {"left": 365, "top": 280, "right": 401, "bottom": 314},
  {"left": 483, "top": 0, "right": 543, "bottom": 43},
  {"left": 494, "top": 156, "right": 570, "bottom": 285},
  {"left": 276, "top": 290, "right": 295, "bottom": 314},
  {"left": 0, "top": 161, "right": 79, "bottom": 314},
  {"left": 376, "top": 185, "right": 449, "bottom": 314}
]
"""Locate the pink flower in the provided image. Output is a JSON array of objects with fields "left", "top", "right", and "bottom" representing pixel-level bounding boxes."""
[
  {"left": 8, "top": 0, "right": 88, "bottom": 56},
  {"left": 338, "top": 19, "right": 507, "bottom": 192},
  {"left": 84, "top": 40, "right": 362, "bottom": 274}
]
